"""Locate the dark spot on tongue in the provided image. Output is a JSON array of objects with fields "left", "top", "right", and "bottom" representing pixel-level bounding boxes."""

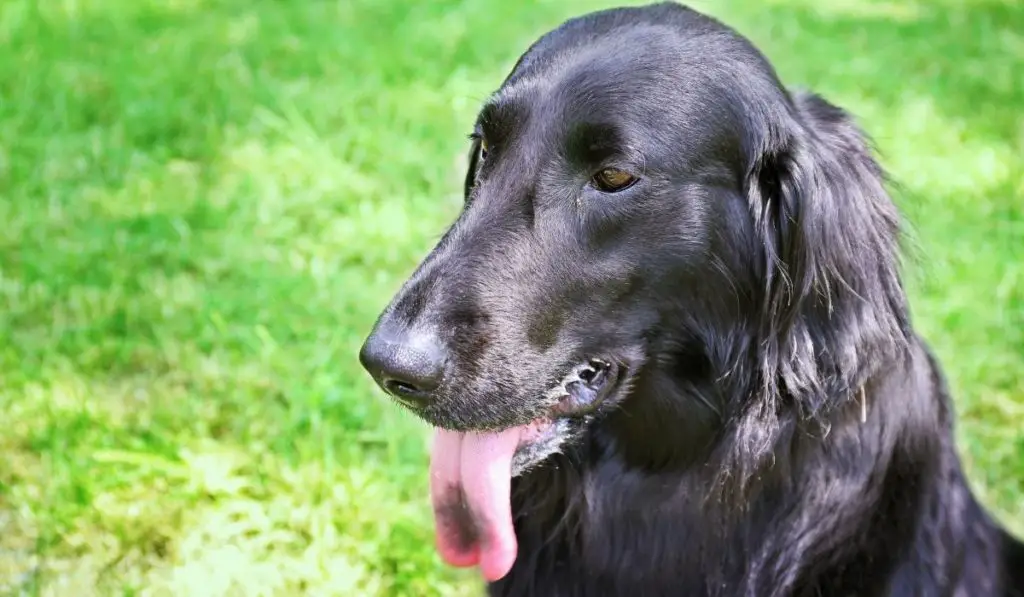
[{"left": 437, "top": 487, "right": 479, "bottom": 553}]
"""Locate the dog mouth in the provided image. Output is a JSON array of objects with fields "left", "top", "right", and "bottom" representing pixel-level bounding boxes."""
[
  {"left": 501, "top": 358, "right": 620, "bottom": 478},
  {"left": 428, "top": 356, "right": 627, "bottom": 582},
  {"left": 544, "top": 357, "right": 619, "bottom": 417}
]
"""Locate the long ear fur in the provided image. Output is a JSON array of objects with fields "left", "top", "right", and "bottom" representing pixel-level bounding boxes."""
[
  {"left": 716, "top": 91, "right": 913, "bottom": 502},
  {"left": 747, "top": 91, "right": 912, "bottom": 422}
]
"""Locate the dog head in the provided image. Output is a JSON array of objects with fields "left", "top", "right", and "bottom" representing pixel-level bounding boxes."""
[{"left": 359, "top": 3, "right": 909, "bottom": 474}]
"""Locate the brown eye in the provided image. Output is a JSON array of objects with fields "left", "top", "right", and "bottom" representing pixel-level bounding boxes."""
[{"left": 592, "top": 168, "right": 637, "bottom": 193}]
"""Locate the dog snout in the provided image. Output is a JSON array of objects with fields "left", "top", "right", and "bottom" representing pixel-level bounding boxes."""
[{"left": 359, "top": 321, "right": 446, "bottom": 410}]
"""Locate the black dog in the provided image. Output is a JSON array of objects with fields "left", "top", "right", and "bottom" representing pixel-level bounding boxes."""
[{"left": 359, "top": 3, "right": 1024, "bottom": 595}]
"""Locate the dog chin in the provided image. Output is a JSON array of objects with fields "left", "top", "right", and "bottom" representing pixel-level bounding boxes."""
[{"left": 509, "top": 417, "right": 579, "bottom": 476}]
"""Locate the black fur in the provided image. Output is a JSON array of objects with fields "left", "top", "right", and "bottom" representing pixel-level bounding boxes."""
[{"left": 361, "top": 3, "right": 1024, "bottom": 595}]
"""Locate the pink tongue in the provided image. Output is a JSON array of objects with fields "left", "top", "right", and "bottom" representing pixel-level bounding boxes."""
[{"left": 429, "top": 427, "right": 525, "bottom": 582}]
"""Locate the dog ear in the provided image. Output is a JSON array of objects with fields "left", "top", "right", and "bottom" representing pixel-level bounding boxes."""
[
  {"left": 745, "top": 91, "right": 910, "bottom": 420},
  {"left": 463, "top": 137, "right": 482, "bottom": 200}
]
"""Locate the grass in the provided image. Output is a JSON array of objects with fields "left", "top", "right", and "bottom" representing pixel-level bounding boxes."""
[{"left": 0, "top": 0, "right": 1020, "bottom": 594}]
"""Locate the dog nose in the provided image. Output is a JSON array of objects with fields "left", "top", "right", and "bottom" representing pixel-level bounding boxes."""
[{"left": 359, "top": 325, "right": 445, "bottom": 409}]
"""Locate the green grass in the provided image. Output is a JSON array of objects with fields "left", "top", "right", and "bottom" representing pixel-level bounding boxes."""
[{"left": 0, "top": 0, "right": 1020, "bottom": 594}]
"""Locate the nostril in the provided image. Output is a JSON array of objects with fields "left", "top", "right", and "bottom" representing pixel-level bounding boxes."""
[
  {"left": 385, "top": 379, "right": 418, "bottom": 394},
  {"left": 382, "top": 378, "right": 432, "bottom": 409},
  {"left": 384, "top": 378, "right": 422, "bottom": 397}
]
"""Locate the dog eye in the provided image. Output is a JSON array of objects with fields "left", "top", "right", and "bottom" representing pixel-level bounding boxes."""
[
  {"left": 479, "top": 138, "right": 489, "bottom": 161},
  {"left": 591, "top": 168, "right": 638, "bottom": 193}
]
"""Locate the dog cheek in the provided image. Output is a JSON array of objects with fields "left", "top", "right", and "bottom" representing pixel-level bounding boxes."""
[{"left": 525, "top": 296, "right": 568, "bottom": 351}]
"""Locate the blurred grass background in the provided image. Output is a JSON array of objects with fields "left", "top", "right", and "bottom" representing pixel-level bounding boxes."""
[{"left": 0, "top": 0, "right": 1020, "bottom": 595}]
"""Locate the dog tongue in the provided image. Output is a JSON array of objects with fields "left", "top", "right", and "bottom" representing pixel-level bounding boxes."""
[{"left": 429, "top": 427, "right": 524, "bottom": 582}]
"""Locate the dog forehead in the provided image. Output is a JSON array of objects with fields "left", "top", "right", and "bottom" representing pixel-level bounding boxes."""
[
  {"left": 491, "top": 28, "right": 765, "bottom": 139},
  {"left": 496, "top": 25, "right": 682, "bottom": 103}
]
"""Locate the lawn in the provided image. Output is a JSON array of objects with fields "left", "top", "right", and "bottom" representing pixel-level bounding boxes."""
[{"left": 0, "top": 0, "right": 1021, "bottom": 595}]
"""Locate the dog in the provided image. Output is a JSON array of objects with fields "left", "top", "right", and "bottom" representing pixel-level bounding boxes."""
[{"left": 358, "top": 3, "right": 1024, "bottom": 595}]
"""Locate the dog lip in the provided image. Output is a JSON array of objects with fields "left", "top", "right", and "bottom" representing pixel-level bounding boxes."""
[{"left": 547, "top": 358, "right": 621, "bottom": 417}]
